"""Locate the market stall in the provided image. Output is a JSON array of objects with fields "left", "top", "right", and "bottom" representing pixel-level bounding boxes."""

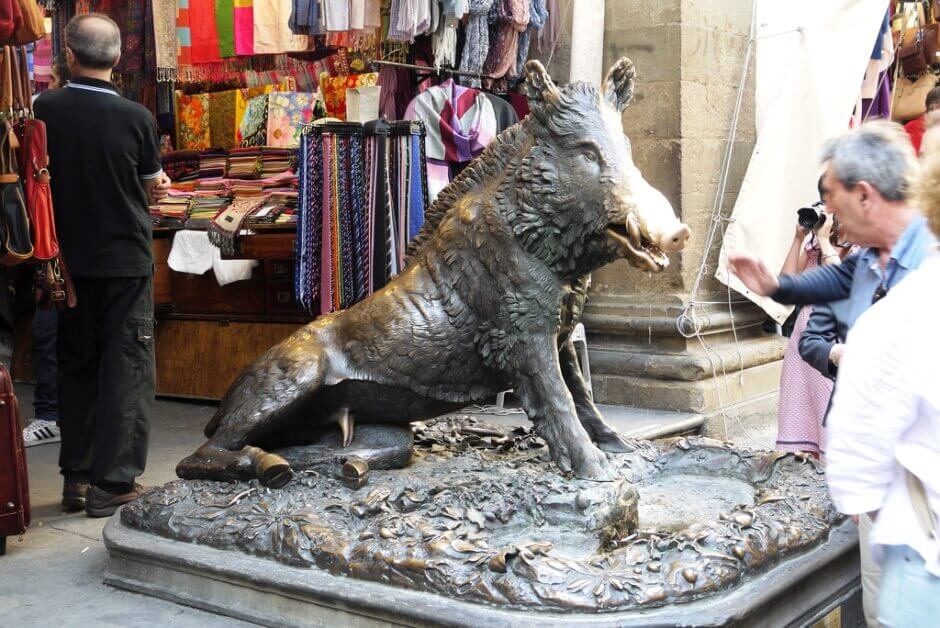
[{"left": 12, "top": 0, "right": 558, "bottom": 398}]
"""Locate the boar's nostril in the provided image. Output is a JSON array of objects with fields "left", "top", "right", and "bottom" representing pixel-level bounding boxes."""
[{"left": 661, "top": 225, "right": 691, "bottom": 252}]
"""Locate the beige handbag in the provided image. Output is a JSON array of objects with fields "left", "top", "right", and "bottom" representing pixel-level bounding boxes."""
[{"left": 892, "top": 73, "right": 939, "bottom": 122}]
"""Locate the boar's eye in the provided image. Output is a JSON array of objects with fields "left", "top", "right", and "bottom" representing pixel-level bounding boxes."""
[{"left": 576, "top": 140, "right": 604, "bottom": 167}]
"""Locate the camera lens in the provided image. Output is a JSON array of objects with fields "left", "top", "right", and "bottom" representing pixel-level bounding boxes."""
[{"left": 797, "top": 207, "right": 820, "bottom": 229}]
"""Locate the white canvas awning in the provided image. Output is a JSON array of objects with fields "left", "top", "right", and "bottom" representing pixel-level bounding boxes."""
[{"left": 715, "top": 0, "right": 889, "bottom": 322}]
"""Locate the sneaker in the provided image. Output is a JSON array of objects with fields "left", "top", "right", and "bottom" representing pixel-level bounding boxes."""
[
  {"left": 23, "top": 419, "right": 61, "bottom": 447},
  {"left": 62, "top": 480, "right": 88, "bottom": 512},
  {"left": 84, "top": 483, "right": 145, "bottom": 518}
]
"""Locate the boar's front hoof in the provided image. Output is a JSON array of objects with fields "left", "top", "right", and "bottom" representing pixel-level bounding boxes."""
[
  {"left": 257, "top": 453, "right": 293, "bottom": 488},
  {"left": 572, "top": 448, "right": 615, "bottom": 482},
  {"left": 594, "top": 431, "right": 638, "bottom": 454}
]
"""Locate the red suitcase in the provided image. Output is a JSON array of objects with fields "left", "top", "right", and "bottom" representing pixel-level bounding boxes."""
[{"left": 0, "top": 363, "right": 29, "bottom": 555}]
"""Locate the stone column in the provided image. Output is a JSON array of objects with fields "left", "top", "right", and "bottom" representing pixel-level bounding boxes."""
[{"left": 583, "top": 0, "right": 786, "bottom": 438}]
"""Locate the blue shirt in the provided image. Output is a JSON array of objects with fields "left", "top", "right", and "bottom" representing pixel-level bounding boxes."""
[{"left": 774, "top": 215, "right": 937, "bottom": 328}]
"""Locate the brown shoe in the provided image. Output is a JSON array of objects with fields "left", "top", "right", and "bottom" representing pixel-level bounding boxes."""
[
  {"left": 84, "top": 483, "right": 145, "bottom": 518},
  {"left": 62, "top": 481, "right": 88, "bottom": 512}
]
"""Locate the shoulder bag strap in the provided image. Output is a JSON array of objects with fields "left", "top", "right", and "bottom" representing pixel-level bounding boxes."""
[{"left": 907, "top": 469, "right": 939, "bottom": 544}]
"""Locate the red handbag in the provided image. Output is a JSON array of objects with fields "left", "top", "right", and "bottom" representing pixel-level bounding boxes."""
[
  {"left": 0, "top": 0, "right": 22, "bottom": 47},
  {"left": 11, "top": 45, "right": 58, "bottom": 261}
]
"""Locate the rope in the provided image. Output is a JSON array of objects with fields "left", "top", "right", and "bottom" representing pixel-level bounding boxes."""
[{"left": 672, "top": 2, "right": 787, "bottom": 448}]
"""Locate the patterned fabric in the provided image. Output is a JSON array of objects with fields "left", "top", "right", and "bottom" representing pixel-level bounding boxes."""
[
  {"left": 152, "top": 0, "right": 178, "bottom": 80},
  {"left": 404, "top": 79, "right": 496, "bottom": 163},
  {"left": 266, "top": 91, "right": 316, "bottom": 148},
  {"left": 235, "top": 86, "right": 272, "bottom": 143},
  {"left": 33, "top": 34, "right": 52, "bottom": 86},
  {"left": 177, "top": 93, "right": 211, "bottom": 150},
  {"left": 234, "top": 0, "right": 255, "bottom": 54},
  {"left": 776, "top": 246, "right": 833, "bottom": 456},
  {"left": 208, "top": 197, "right": 267, "bottom": 255},
  {"left": 295, "top": 122, "right": 429, "bottom": 315},
  {"left": 320, "top": 72, "right": 378, "bottom": 120},
  {"left": 209, "top": 90, "right": 238, "bottom": 149},
  {"left": 458, "top": 0, "right": 495, "bottom": 87},
  {"left": 239, "top": 93, "right": 270, "bottom": 145},
  {"left": 216, "top": 0, "right": 236, "bottom": 57},
  {"left": 177, "top": 0, "right": 194, "bottom": 69},
  {"left": 484, "top": 0, "right": 529, "bottom": 80}
]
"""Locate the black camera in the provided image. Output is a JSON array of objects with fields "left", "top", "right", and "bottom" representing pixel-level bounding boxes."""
[{"left": 797, "top": 201, "right": 826, "bottom": 230}]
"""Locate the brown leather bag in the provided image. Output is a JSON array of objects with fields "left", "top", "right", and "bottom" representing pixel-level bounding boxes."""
[
  {"left": 11, "top": 0, "right": 43, "bottom": 46},
  {"left": 0, "top": 363, "right": 30, "bottom": 556},
  {"left": 897, "top": 24, "right": 940, "bottom": 76},
  {"left": 34, "top": 253, "right": 77, "bottom": 310}
]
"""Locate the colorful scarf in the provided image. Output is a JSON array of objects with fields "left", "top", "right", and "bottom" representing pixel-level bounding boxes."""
[
  {"left": 209, "top": 90, "right": 238, "bottom": 149},
  {"left": 209, "top": 197, "right": 267, "bottom": 255},
  {"left": 177, "top": 0, "right": 194, "bottom": 69},
  {"left": 405, "top": 80, "right": 495, "bottom": 201},
  {"left": 177, "top": 93, "right": 211, "bottom": 150},
  {"left": 404, "top": 79, "right": 496, "bottom": 163}
]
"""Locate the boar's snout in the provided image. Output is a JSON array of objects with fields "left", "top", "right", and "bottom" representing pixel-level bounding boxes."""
[{"left": 658, "top": 223, "right": 691, "bottom": 253}]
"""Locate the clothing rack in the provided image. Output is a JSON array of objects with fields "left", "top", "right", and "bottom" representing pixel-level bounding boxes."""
[{"left": 370, "top": 59, "right": 485, "bottom": 81}]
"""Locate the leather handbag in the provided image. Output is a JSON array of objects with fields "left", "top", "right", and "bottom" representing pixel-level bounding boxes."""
[
  {"left": 34, "top": 253, "right": 76, "bottom": 310},
  {"left": 0, "top": 121, "right": 34, "bottom": 264},
  {"left": 896, "top": 25, "right": 940, "bottom": 76},
  {"left": 0, "top": 363, "right": 30, "bottom": 556},
  {"left": 0, "top": 0, "right": 19, "bottom": 47},
  {"left": 11, "top": 0, "right": 43, "bottom": 46},
  {"left": 0, "top": 46, "right": 12, "bottom": 114},
  {"left": 892, "top": 72, "right": 939, "bottom": 122},
  {"left": 12, "top": 46, "right": 58, "bottom": 262}
]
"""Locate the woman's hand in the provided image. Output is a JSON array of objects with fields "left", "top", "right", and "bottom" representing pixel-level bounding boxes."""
[{"left": 816, "top": 212, "right": 834, "bottom": 240}]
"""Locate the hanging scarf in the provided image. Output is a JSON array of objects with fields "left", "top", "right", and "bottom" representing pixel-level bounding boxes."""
[
  {"left": 216, "top": 0, "right": 236, "bottom": 57},
  {"left": 483, "top": 0, "right": 529, "bottom": 80},
  {"left": 458, "top": 0, "right": 495, "bottom": 87},
  {"left": 515, "top": 0, "right": 546, "bottom": 78},
  {"left": 190, "top": 0, "right": 222, "bottom": 64},
  {"left": 234, "top": 0, "right": 255, "bottom": 54},
  {"left": 150, "top": 0, "right": 178, "bottom": 81}
]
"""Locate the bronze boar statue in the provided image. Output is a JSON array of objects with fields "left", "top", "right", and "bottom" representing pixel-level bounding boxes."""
[{"left": 177, "top": 58, "right": 690, "bottom": 488}]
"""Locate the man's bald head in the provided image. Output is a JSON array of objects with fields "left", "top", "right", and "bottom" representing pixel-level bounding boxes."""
[{"left": 65, "top": 13, "right": 121, "bottom": 71}]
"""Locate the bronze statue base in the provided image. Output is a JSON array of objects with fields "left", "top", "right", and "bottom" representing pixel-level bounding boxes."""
[{"left": 107, "top": 419, "right": 862, "bottom": 624}]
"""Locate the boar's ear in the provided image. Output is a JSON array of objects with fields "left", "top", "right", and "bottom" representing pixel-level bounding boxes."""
[
  {"left": 522, "top": 60, "right": 560, "bottom": 105},
  {"left": 604, "top": 58, "right": 636, "bottom": 112}
]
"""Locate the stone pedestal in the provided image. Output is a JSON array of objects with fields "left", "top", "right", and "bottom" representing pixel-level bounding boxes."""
[{"left": 584, "top": 0, "right": 785, "bottom": 438}]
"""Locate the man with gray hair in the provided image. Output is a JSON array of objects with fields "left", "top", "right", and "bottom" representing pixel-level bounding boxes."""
[
  {"left": 33, "top": 13, "right": 170, "bottom": 518},
  {"left": 729, "top": 120, "right": 936, "bottom": 626}
]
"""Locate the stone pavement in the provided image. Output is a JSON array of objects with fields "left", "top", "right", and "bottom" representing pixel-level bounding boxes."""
[{"left": 0, "top": 384, "right": 772, "bottom": 626}]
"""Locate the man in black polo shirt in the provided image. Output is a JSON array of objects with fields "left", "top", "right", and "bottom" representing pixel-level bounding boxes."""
[{"left": 33, "top": 13, "right": 170, "bottom": 517}]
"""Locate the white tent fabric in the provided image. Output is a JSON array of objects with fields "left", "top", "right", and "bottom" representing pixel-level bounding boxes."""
[{"left": 715, "top": 0, "right": 888, "bottom": 323}]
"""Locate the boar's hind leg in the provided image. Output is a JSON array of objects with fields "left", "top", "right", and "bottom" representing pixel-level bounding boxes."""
[
  {"left": 177, "top": 342, "right": 327, "bottom": 488},
  {"left": 515, "top": 338, "right": 613, "bottom": 481},
  {"left": 559, "top": 340, "right": 636, "bottom": 454}
]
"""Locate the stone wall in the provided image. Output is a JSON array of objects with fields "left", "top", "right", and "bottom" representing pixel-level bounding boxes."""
[{"left": 576, "top": 0, "right": 785, "bottom": 438}]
